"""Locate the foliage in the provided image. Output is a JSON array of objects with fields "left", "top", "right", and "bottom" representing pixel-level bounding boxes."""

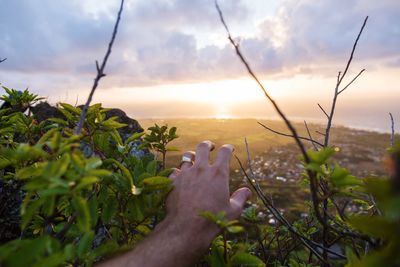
[
  {"left": 200, "top": 211, "right": 265, "bottom": 267},
  {"left": 142, "top": 123, "right": 179, "bottom": 168},
  {"left": 0, "top": 88, "right": 174, "bottom": 266},
  {"left": 0, "top": 86, "right": 44, "bottom": 112}
]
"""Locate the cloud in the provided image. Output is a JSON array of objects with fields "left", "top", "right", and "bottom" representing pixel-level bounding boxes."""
[{"left": 0, "top": 0, "right": 399, "bottom": 93}]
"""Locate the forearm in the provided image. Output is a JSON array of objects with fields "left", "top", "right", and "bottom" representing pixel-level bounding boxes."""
[{"left": 97, "top": 216, "right": 218, "bottom": 267}]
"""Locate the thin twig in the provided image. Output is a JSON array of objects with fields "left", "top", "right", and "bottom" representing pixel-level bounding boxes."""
[
  {"left": 245, "top": 137, "right": 256, "bottom": 178},
  {"left": 337, "top": 69, "right": 366, "bottom": 95},
  {"left": 241, "top": 142, "right": 346, "bottom": 260},
  {"left": 215, "top": 1, "right": 308, "bottom": 159},
  {"left": 304, "top": 120, "right": 318, "bottom": 150},
  {"left": 389, "top": 112, "right": 395, "bottom": 147},
  {"left": 324, "top": 17, "right": 368, "bottom": 147},
  {"left": 215, "top": 0, "right": 324, "bottom": 243},
  {"left": 0, "top": 58, "right": 6, "bottom": 63},
  {"left": 318, "top": 104, "right": 330, "bottom": 119},
  {"left": 258, "top": 121, "right": 324, "bottom": 148},
  {"left": 75, "top": 0, "right": 125, "bottom": 135},
  {"left": 235, "top": 154, "right": 344, "bottom": 263}
]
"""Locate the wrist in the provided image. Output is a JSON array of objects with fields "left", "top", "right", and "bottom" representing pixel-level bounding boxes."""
[{"left": 157, "top": 214, "right": 220, "bottom": 251}]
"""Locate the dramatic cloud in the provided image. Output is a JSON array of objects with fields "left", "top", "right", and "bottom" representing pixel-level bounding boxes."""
[{"left": 0, "top": 0, "right": 399, "bottom": 92}]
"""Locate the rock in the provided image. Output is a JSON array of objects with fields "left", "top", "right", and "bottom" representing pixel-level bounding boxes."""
[
  {"left": 31, "top": 102, "right": 65, "bottom": 121},
  {"left": 104, "top": 108, "right": 144, "bottom": 139},
  {"left": 31, "top": 102, "right": 144, "bottom": 141},
  {"left": 0, "top": 179, "right": 24, "bottom": 243}
]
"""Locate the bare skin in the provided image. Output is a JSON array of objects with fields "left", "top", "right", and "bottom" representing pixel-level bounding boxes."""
[{"left": 97, "top": 140, "right": 251, "bottom": 267}]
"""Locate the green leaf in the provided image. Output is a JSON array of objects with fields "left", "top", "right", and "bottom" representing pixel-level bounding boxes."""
[
  {"left": 330, "top": 164, "right": 362, "bottom": 188},
  {"left": 85, "top": 157, "right": 102, "bottom": 171},
  {"left": 141, "top": 176, "right": 172, "bottom": 191},
  {"left": 158, "top": 168, "right": 174, "bottom": 177},
  {"left": 101, "top": 197, "right": 118, "bottom": 224},
  {"left": 125, "top": 132, "right": 145, "bottom": 144},
  {"left": 74, "top": 176, "right": 99, "bottom": 191},
  {"left": 307, "top": 147, "right": 335, "bottom": 165},
  {"left": 166, "top": 146, "right": 180, "bottom": 152},
  {"left": 226, "top": 226, "right": 244, "bottom": 234},
  {"left": 47, "top": 118, "right": 68, "bottom": 126},
  {"left": 72, "top": 196, "right": 91, "bottom": 232},
  {"left": 101, "top": 117, "right": 127, "bottom": 129},
  {"left": 77, "top": 231, "right": 94, "bottom": 257},
  {"left": 146, "top": 160, "right": 158, "bottom": 176},
  {"left": 16, "top": 165, "right": 43, "bottom": 179},
  {"left": 38, "top": 187, "right": 69, "bottom": 197},
  {"left": 103, "top": 158, "right": 136, "bottom": 193},
  {"left": 21, "top": 198, "right": 45, "bottom": 229},
  {"left": 59, "top": 103, "right": 81, "bottom": 116},
  {"left": 88, "top": 196, "right": 99, "bottom": 227},
  {"left": 229, "top": 252, "right": 265, "bottom": 267}
]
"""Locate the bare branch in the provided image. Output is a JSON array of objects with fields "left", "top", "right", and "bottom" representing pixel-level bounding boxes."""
[
  {"left": 317, "top": 103, "right": 329, "bottom": 119},
  {"left": 215, "top": 1, "right": 309, "bottom": 159},
  {"left": 0, "top": 58, "right": 6, "bottom": 63},
  {"left": 324, "top": 16, "right": 368, "bottom": 147},
  {"left": 244, "top": 137, "right": 256, "bottom": 178},
  {"left": 95, "top": 60, "right": 101, "bottom": 73},
  {"left": 390, "top": 112, "right": 395, "bottom": 147},
  {"left": 337, "top": 69, "right": 366, "bottom": 95},
  {"left": 304, "top": 120, "right": 318, "bottom": 150},
  {"left": 337, "top": 17, "right": 368, "bottom": 86},
  {"left": 316, "top": 131, "right": 326, "bottom": 137},
  {"left": 235, "top": 154, "right": 344, "bottom": 263},
  {"left": 258, "top": 121, "right": 324, "bottom": 148},
  {"left": 75, "top": 0, "right": 125, "bottom": 135},
  {"left": 215, "top": 0, "right": 327, "bottom": 235}
]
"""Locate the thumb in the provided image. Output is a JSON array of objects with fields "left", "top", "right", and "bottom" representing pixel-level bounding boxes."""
[{"left": 229, "top": 187, "right": 252, "bottom": 219}]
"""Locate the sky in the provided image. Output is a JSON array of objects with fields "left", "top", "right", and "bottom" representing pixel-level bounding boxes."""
[{"left": 0, "top": 0, "right": 399, "bottom": 132}]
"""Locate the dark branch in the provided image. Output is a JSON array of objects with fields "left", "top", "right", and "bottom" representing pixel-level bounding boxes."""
[
  {"left": 75, "top": 0, "right": 125, "bottom": 135},
  {"left": 0, "top": 58, "right": 6, "bottom": 63},
  {"left": 390, "top": 112, "right": 395, "bottom": 147},
  {"left": 215, "top": 0, "right": 326, "bottom": 236},
  {"left": 317, "top": 103, "right": 329, "bottom": 119},
  {"left": 337, "top": 69, "right": 366, "bottom": 95},
  {"left": 337, "top": 17, "right": 368, "bottom": 86},
  {"left": 235, "top": 154, "right": 343, "bottom": 263},
  {"left": 324, "top": 16, "right": 368, "bottom": 147},
  {"left": 304, "top": 120, "right": 318, "bottom": 150},
  {"left": 258, "top": 121, "right": 324, "bottom": 148}
]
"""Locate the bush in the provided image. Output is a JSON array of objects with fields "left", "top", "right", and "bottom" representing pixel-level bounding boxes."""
[{"left": 0, "top": 87, "right": 176, "bottom": 266}]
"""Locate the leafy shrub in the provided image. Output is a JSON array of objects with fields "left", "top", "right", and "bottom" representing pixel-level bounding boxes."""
[{"left": 0, "top": 88, "right": 175, "bottom": 266}]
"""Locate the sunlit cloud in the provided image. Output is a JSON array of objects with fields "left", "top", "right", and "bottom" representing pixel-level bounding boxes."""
[{"left": 0, "top": 0, "right": 399, "bottom": 130}]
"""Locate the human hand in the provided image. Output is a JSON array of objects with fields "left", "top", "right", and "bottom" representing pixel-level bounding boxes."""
[
  {"left": 165, "top": 140, "right": 252, "bottom": 244},
  {"left": 95, "top": 141, "right": 251, "bottom": 267}
]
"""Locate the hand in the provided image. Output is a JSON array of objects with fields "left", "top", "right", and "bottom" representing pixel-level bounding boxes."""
[
  {"left": 166, "top": 140, "right": 252, "bottom": 245},
  {"left": 96, "top": 141, "right": 251, "bottom": 267}
]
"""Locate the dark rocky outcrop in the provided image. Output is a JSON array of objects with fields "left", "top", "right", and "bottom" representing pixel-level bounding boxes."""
[
  {"left": 104, "top": 108, "right": 144, "bottom": 138},
  {"left": 31, "top": 102, "right": 144, "bottom": 139},
  {"left": 30, "top": 102, "right": 65, "bottom": 121}
]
